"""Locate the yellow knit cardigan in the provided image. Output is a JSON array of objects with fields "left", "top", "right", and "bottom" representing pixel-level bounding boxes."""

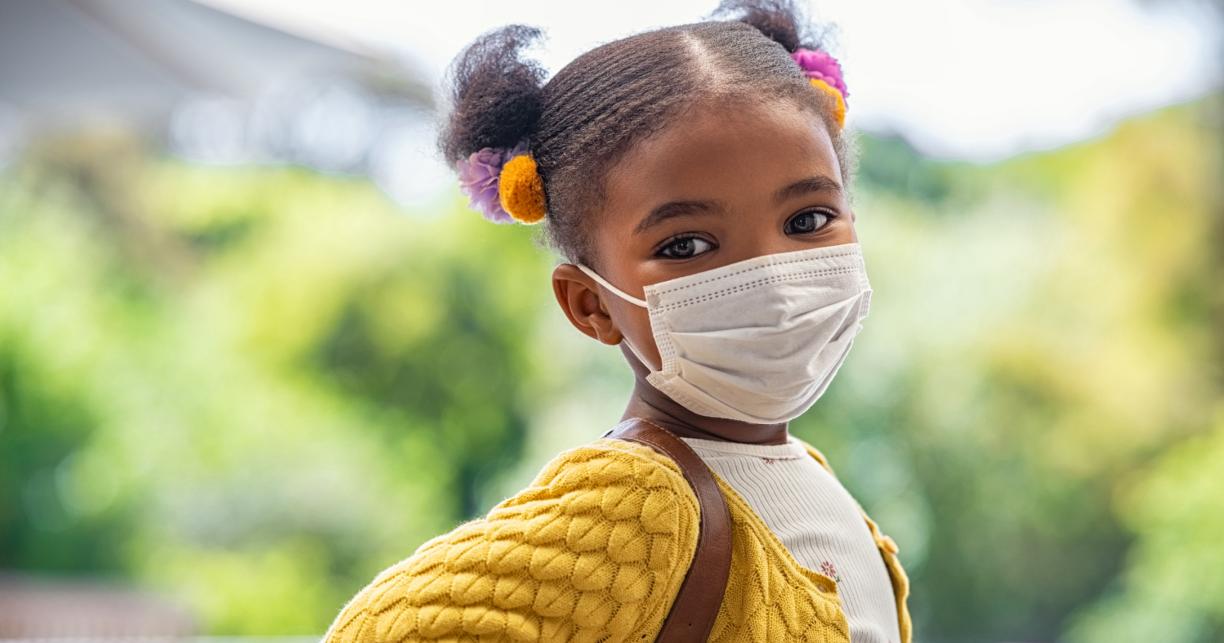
[{"left": 323, "top": 436, "right": 912, "bottom": 642}]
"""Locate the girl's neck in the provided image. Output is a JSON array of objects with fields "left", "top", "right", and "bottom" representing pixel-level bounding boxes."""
[{"left": 618, "top": 345, "right": 790, "bottom": 445}]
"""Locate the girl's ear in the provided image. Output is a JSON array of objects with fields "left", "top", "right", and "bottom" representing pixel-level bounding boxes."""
[{"left": 552, "top": 263, "right": 624, "bottom": 346}]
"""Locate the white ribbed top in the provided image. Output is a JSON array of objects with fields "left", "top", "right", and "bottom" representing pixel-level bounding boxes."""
[{"left": 679, "top": 435, "right": 901, "bottom": 643}]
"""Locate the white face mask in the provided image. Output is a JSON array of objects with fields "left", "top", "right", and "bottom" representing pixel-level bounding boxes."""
[{"left": 576, "top": 242, "right": 872, "bottom": 424}]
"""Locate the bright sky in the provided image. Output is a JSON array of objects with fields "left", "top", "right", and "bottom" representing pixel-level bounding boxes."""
[{"left": 199, "top": 0, "right": 1220, "bottom": 162}]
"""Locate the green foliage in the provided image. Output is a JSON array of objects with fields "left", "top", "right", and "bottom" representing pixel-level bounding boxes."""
[
  {"left": 0, "top": 139, "right": 555, "bottom": 633},
  {"left": 1066, "top": 407, "right": 1224, "bottom": 642}
]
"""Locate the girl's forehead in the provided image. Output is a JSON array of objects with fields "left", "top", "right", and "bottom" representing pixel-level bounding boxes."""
[{"left": 602, "top": 100, "right": 841, "bottom": 214}]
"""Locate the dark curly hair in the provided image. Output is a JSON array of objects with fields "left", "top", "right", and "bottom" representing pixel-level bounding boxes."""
[{"left": 436, "top": 0, "right": 855, "bottom": 267}]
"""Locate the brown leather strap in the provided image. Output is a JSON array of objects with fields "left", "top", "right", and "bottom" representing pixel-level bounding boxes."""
[{"left": 603, "top": 418, "right": 732, "bottom": 642}]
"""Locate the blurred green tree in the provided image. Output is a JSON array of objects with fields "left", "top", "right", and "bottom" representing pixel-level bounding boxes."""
[{"left": 0, "top": 134, "right": 555, "bottom": 632}]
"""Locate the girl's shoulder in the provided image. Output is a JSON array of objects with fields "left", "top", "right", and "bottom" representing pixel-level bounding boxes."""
[
  {"left": 522, "top": 435, "right": 697, "bottom": 496},
  {"left": 322, "top": 436, "right": 700, "bottom": 642}
]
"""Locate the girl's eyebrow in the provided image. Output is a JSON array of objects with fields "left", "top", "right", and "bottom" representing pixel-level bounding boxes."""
[
  {"left": 634, "top": 199, "right": 724, "bottom": 235},
  {"left": 633, "top": 175, "right": 843, "bottom": 236},
  {"left": 773, "top": 175, "right": 843, "bottom": 203}
]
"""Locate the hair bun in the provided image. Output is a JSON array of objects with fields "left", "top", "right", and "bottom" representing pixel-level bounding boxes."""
[
  {"left": 710, "top": 2, "right": 847, "bottom": 127},
  {"left": 710, "top": 0, "right": 806, "bottom": 52},
  {"left": 438, "top": 25, "right": 549, "bottom": 223}
]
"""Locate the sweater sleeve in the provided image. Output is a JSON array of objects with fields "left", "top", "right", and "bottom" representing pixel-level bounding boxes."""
[{"left": 321, "top": 437, "right": 701, "bottom": 643}]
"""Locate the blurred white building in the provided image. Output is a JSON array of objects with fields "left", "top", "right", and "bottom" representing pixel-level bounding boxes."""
[{"left": 0, "top": 0, "right": 445, "bottom": 205}]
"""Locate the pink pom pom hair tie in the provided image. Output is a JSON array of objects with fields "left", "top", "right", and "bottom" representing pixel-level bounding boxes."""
[{"left": 791, "top": 47, "right": 849, "bottom": 128}]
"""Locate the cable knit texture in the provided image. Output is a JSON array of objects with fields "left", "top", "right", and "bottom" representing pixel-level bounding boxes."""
[{"left": 323, "top": 437, "right": 912, "bottom": 643}]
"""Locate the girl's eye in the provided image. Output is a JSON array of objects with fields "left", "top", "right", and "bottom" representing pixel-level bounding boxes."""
[
  {"left": 657, "top": 235, "right": 714, "bottom": 259},
  {"left": 784, "top": 209, "right": 833, "bottom": 235}
]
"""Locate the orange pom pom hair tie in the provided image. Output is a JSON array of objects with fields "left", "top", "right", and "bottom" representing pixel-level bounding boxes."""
[
  {"left": 455, "top": 139, "right": 548, "bottom": 224},
  {"left": 790, "top": 48, "right": 849, "bottom": 129}
]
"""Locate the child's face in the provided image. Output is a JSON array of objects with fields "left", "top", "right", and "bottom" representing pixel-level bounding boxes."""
[{"left": 554, "top": 99, "right": 856, "bottom": 370}]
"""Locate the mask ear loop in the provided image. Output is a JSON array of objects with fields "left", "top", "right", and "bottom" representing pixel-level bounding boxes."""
[
  {"left": 574, "top": 264, "right": 648, "bottom": 308},
  {"left": 573, "top": 263, "right": 660, "bottom": 370}
]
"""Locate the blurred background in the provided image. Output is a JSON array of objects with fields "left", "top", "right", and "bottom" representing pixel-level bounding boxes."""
[{"left": 0, "top": 0, "right": 1221, "bottom": 641}]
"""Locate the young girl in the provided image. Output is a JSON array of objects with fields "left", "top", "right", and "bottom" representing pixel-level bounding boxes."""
[{"left": 324, "top": 1, "right": 910, "bottom": 641}]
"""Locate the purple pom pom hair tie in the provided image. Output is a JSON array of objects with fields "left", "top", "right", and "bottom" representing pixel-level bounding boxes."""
[
  {"left": 455, "top": 140, "right": 530, "bottom": 224},
  {"left": 790, "top": 47, "right": 848, "bottom": 104}
]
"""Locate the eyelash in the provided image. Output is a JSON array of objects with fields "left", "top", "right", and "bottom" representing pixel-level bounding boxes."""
[
  {"left": 652, "top": 208, "right": 838, "bottom": 259},
  {"left": 785, "top": 208, "right": 838, "bottom": 235}
]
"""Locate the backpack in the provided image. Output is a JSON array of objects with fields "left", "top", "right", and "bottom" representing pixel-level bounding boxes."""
[{"left": 602, "top": 417, "right": 732, "bottom": 642}]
